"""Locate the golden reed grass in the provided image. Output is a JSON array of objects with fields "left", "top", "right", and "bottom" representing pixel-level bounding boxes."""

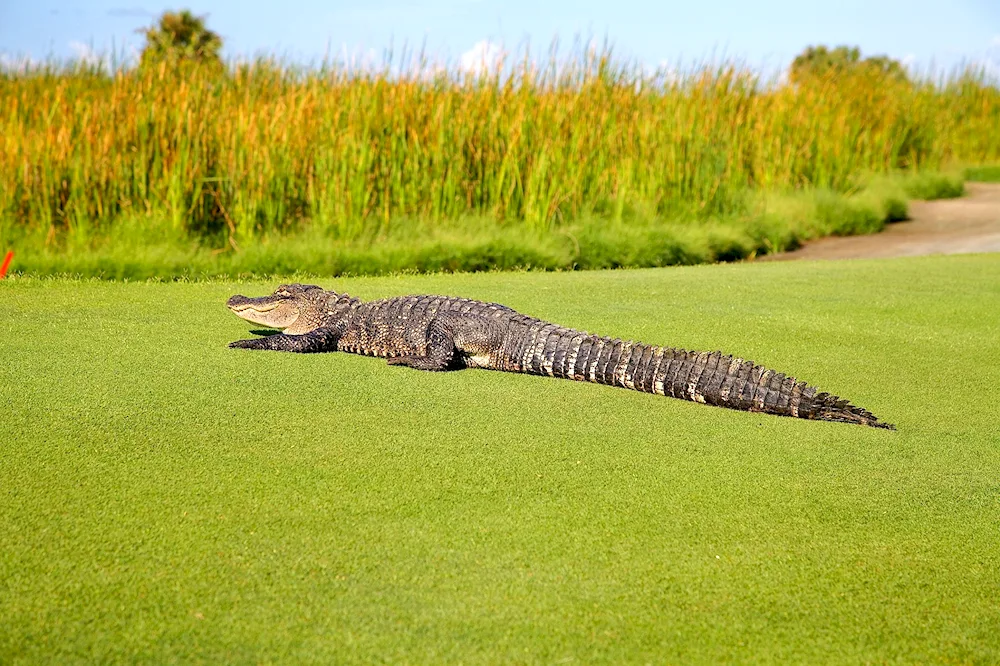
[{"left": 1, "top": 53, "right": 997, "bottom": 245}]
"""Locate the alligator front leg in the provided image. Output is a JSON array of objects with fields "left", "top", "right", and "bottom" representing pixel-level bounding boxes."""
[{"left": 228, "top": 327, "right": 341, "bottom": 353}]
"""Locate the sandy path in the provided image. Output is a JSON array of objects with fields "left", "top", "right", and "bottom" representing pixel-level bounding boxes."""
[{"left": 763, "top": 182, "right": 1000, "bottom": 261}]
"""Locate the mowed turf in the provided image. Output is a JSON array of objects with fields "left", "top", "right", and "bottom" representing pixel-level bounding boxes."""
[{"left": 1, "top": 255, "right": 999, "bottom": 664}]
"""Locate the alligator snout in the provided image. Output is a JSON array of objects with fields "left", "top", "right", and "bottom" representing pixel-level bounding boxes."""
[{"left": 227, "top": 294, "right": 278, "bottom": 312}]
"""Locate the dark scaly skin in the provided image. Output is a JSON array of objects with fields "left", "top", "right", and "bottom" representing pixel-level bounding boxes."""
[{"left": 227, "top": 284, "right": 895, "bottom": 430}]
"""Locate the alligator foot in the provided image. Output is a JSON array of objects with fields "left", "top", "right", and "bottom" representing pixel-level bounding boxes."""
[{"left": 228, "top": 327, "right": 341, "bottom": 353}]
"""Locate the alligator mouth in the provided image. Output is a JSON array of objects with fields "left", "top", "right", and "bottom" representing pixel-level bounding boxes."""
[
  {"left": 230, "top": 302, "right": 278, "bottom": 313},
  {"left": 226, "top": 294, "right": 281, "bottom": 313}
]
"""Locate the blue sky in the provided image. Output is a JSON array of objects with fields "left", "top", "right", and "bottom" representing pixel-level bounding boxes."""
[{"left": 1, "top": 0, "right": 999, "bottom": 75}]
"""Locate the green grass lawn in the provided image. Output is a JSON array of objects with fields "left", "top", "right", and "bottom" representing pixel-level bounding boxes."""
[{"left": 2, "top": 255, "right": 999, "bottom": 664}]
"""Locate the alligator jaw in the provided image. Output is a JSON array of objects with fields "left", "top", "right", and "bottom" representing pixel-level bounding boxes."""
[
  {"left": 228, "top": 300, "right": 278, "bottom": 314},
  {"left": 227, "top": 293, "right": 300, "bottom": 330}
]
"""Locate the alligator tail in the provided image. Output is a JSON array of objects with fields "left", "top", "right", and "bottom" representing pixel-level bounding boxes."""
[{"left": 533, "top": 330, "right": 894, "bottom": 430}]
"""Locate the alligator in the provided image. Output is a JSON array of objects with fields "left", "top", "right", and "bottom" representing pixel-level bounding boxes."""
[{"left": 227, "top": 283, "right": 895, "bottom": 429}]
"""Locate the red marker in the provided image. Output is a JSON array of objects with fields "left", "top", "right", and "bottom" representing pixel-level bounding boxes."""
[{"left": 0, "top": 251, "right": 13, "bottom": 279}]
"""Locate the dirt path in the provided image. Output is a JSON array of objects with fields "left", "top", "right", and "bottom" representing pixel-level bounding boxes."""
[{"left": 763, "top": 182, "right": 1000, "bottom": 261}]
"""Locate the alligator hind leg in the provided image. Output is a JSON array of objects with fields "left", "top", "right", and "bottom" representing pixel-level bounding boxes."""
[
  {"left": 386, "top": 314, "right": 502, "bottom": 371},
  {"left": 386, "top": 322, "right": 456, "bottom": 371}
]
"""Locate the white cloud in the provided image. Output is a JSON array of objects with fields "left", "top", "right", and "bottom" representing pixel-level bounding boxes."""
[
  {"left": 413, "top": 60, "right": 449, "bottom": 81},
  {"left": 647, "top": 60, "right": 681, "bottom": 85},
  {"left": 633, "top": 61, "right": 684, "bottom": 92},
  {"left": 339, "top": 44, "right": 379, "bottom": 71},
  {"left": 981, "top": 57, "right": 1000, "bottom": 79},
  {"left": 459, "top": 40, "right": 504, "bottom": 75},
  {"left": 977, "top": 36, "right": 1000, "bottom": 80},
  {"left": 0, "top": 52, "right": 39, "bottom": 72},
  {"left": 69, "top": 41, "right": 102, "bottom": 66},
  {"left": 775, "top": 66, "right": 790, "bottom": 87}
]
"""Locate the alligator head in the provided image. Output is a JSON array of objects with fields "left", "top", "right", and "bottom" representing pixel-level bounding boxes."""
[{"left": 227, "top": 283, "right": 328, "bottom": 335}]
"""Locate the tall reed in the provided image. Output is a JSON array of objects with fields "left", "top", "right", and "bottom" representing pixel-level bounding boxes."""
[{"left": 1, "top": 51, "right": 997, "bottom": 249}]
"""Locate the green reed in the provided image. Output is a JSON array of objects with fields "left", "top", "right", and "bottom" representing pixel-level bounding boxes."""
[{"left": 1, "top": 51, "right": 997, "bottom": 252}]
